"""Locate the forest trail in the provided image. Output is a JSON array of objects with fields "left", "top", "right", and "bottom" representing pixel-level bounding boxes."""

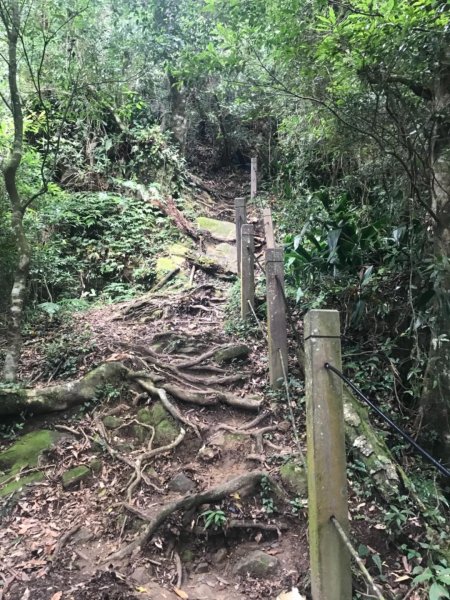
[{"left": 0, "top": 171, "right": 308, "bottom": 600}]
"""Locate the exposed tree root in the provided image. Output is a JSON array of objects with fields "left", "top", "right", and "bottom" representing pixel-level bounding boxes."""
[
  {"left": 187, "top": 520, "right": 288, "bottom": 536},
  {"left": 0, "top": 358, "right": 261, "bottom": 416},
  {"left": 126, "top": 428, "right": 186, "bottom": 502},
  {"left": 52, "top": 523, "right": 82, "bottom": 563},
  {"left": 0, "top": 362, "right": 128, "bottom": 416},
  {"left": 105, "top": 471, "right": 272, "bottom": 562},
  {"left": 136, "top": 378, "right": 202, "bottom": 439}
]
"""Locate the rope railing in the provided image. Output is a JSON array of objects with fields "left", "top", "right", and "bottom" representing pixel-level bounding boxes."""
[
  {"left": 325, "top": 362, "right": 450, "bottom": 478},
  {"left": 235, "top": 166, "right": 425, "bottom": 600}
]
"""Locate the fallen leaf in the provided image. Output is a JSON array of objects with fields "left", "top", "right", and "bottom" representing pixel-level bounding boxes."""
[
  {"left": 276, "top": 589, "right": 306, "bottom": 600},
  {"left": 173, "top": 588, "right": 189, "bottom": 599},
  {"left": 50, "top": 592, "right": 63, "bottom": 600},
  {"left": 394, "top": 575, "right": 411, "bottom": 582}
]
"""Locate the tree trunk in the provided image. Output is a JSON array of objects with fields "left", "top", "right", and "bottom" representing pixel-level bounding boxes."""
[
  {"left": 2, "top": 211, "right": 30, "bottom": 382},
  {"left": 166, "top": 73, "right": 188, "bottom": 154},
  {"left": 1, "top": 1, "right": 26, "bottom": 383},
  {"left": 420, "top": 54, "right": 450, "bottom": 462}
]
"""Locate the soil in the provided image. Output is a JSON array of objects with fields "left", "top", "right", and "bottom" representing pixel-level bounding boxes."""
[{"left": 0, "top": 168, "right": 417, "bottom": 600}]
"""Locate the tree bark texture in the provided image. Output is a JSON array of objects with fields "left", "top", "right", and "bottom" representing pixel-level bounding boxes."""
[
  {"left": 1, "top": 1, "right": 28, "bottom": 383},
  {"left": 420, "top": 51, "right": 450, "bottom": 461}
]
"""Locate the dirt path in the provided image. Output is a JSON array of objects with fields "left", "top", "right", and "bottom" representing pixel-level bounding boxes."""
[{"left": 0, "top": 172, "right": 308, "bottom": 600}]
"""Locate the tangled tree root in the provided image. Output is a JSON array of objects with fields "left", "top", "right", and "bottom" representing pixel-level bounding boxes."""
[
  {"left": 104, "top": 471, "right": 276, "bottom": 562},
  {"left": 0, "top": 356, "right": 261, "bottom": 417}
]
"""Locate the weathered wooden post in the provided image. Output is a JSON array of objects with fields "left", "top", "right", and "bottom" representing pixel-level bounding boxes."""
[
  {"left": 266, "top": 248, "right": 288, "bottom": 388},
  {"left": 262, "top": 207, "right": 275, "bottom": 249},
  {"left": 251, "top": 156, "right": 257, "bottom": 199},
  {"left": 304, "top": 310, "right": 351, "bottom": 600},
  {"left": 235, "top": 197, "right": 247, "bottom": 275},
  {"left": 241, "top": 224, "right": 255, "bottom": 319}
]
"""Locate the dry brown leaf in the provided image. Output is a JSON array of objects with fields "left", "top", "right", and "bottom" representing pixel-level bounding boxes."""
[
  {"left": 50, "top": 592, "right": 63, "bottom": 600},
  {"left": 173, "top": 588, "right": 189, "bottom": 599}
]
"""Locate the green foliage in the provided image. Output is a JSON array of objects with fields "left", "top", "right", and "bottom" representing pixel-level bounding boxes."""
[
  {"left": 260, "top": 475, "right": 276, "bottom": 515},
  {"left": 42, "top": 327, "right": 94, "bottom": 381},
  {"left": 224, "top": 279, "right": 264, "bottom": 339},
  {"left": 413, "top": 562, "right": 450, "bottom": 600},
  {"left": 28, "top": 190, "right": 181, "bottom": 303},
  {"left": 201, "top": 508, "right": 227, "bottom": 530}
]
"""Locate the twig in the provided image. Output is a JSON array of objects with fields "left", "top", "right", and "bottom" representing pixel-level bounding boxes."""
[
  {"left": 151, "top": 268, "right": 180, "bottom": 293},
  {"left": 279, "top": 349, "right": 307, "bottom": 470},
  {"left": 174, "top": 550, "right": 183, "bottom": 588},
  {"left": 331, "top": 516, "right": 386, "bottom": 600},
  {"left": 0, "top": 464, "right": 55, "bottom": 487},
  {"left": 247, "top": 300, "right": 266, "bottom": 336},
  {"left": 52, "top": 522, "right": 82, "bottom": 562}
]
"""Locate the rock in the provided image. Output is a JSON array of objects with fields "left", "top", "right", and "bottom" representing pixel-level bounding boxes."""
[
  {"left": 205, "top": 242, "right": 237, "bottom": 274},
  {"left": 279, "top": 461, "right": 307, "bottom": 497},
  {"left": 196, "top": 216, "right": 235, "bottom": 241},
  {"left": 181, "top": 549, "right": 195, "bottom": 563},
  {"left": 0, "top": 430, "right": 64, "bottom": 497},
  {"left": 197, "top": 445, "right": 220, "bottom": 462},
  {"left": 190, "top": 583, "right": 216, "bottom": 600},
  {"left": 168, "top": 472, "right": 195, "bottom": 493},
  {"left": 136, "top": 403, "right": 179, "bottom": 446},
  {"left": 0, "top": 430, "right": 63, "bottom": 471},
  {"left": 276, "top": 589, "right": 306, "bottom": 600},
  {"left": 195, "top": 561, "right": 210, "bottom": 574},
  {"left": 72, "top": 526, "right": 94, "bottom": 544},
  {"left": 214, "top": 344, "right": 250, "bottom": 364},
  {"left": 62, "top": 465, "right": 91, "bottom": 489},
  {"left": 212, "top": 548, "right": 228, "bottom": 564},
  {"left": 233, "top": 550, "right": 280, "bottom": 579},
  {"left": 131, "top": 566, "right": 150, "bottom": 585},
  {"left": 155, "top": 419, "right": 179, "bottom": 446},
  {"left": 102, "top": 415, "right": 122, "bottom": 429}
]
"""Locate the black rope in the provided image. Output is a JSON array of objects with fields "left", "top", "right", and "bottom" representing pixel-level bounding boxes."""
[{"left": 324, "top": 362, "right": 450, "bottom": 478}]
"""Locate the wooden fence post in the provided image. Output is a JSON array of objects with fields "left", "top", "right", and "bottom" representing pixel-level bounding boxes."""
[
  {"left": 241, "top": 224, "right": 255, "bottom": 319},
  {"left": 265, "top": 248, "right": 288, "bottom": 388},
  {"left": 262, "top": 207, "right": 275, "bottom": 249},
  {"left": 304, "top": 310, "right": 351, "bottom": 600},
  {"left": 251, "top": 156, "right": 257, "bottom": 199},
  {"left": 235, "top": 197, "right": 247, "bottom": 275}
]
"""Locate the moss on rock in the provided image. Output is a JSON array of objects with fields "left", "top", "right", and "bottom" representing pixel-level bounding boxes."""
[
  {"left": 155, "top": 419, "right": 179, "bottom": 446},
  {"left": 0, "top": 430, "right": 62, "bottom": 474},
  {"left": 196, "top": 217, "right": 235, "bottom": 241},
  {"left": 102, "top": 415, "right": 123, "bottom": 430},
  {"left": 62, "top": 465, "right": 91, "bottom": 489},
  {"left": 280, "top": 461, "right": 307, "bottom": 497},
  {"left": 0, "top": 472, "right": 45, "bottom": 497},
  {"left": 214, "top": 344, "right": 250, "bottom": 364},
  {"left": 136, "top": 403, "right": 179, "bottom": 447}
]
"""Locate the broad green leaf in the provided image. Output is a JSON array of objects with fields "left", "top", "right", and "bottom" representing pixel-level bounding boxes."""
[{"left": 429, "top": 582, "right": 450, "bottom": 600}]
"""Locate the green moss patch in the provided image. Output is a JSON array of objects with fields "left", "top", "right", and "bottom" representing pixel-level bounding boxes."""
[
  {"left": 279, "top": 461, "right": 307, "bottom": 497},
  {"left": 0, "top": 472, "right": 45, "bottom": 497},
  {"left": 0, "top": 430, "right": 62, "bottom": 474},
  {"left": 196, "top": 217, "right": 235, "bottom": 241},
  {"left": 136, "top": 403, "right": 179, "bottom": 447}
]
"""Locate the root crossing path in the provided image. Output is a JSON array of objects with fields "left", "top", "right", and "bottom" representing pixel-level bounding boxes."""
[{"left": 0, "top": 173, "right": 308, "bottom": 600}]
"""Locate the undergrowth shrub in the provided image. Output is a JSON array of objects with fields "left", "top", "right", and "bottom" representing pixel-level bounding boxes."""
[{"left": 28, "top": 190, "right": 181, "bottom": 303}]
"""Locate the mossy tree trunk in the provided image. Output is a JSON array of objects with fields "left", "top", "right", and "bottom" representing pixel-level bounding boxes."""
[
  {"left": 0, "top": 1, "right": 29, "bottom": 383},
  {"left": 0, "top": 362, "right": 129, "bottom": 416}
]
